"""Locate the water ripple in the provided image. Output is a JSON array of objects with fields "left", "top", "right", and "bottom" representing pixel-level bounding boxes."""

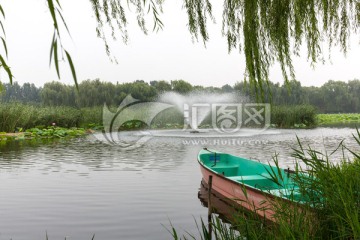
[{"left": 0, "top": 128, "right": 358, "bottom": 239}]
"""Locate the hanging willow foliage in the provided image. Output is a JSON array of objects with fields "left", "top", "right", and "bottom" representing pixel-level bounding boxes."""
[
  {"left": 89, "top": 0, "right": 165, "bottom": 63},
  {"left": 89, "top": 0, "right": 360, "bottom": 97},
  {"left": 0, "top": 3, "right": 13, "bottom": 85},
  {"left": 0, "top": 1, "right": 359, "bottom": 96}
]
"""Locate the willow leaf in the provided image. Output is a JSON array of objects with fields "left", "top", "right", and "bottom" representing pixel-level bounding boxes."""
[
  {"left": 0, "top": 4, "right": 5, "bottom": 18},
  {"left": 0, "top": 21, "right": 5, "bottom": 36},
  {"left": 53, "top": 40, "right": 60, "bottom": 79},
  {"left": 65, "top": 50, "right": 78, "bottom": 90},
  {"left": 1, "top": 36, "right": 7, "bottom": 57},
  {"left": 55, "top": 0, "right": 62, "bottom": 10},
  {"left": 49, "top": 32, "right": 56, "bottom": 66},
  {"left": 0, "top": 55, "right": 13, "bottom": 84},
  {"left": 47, "top": 0, "right": 59, "bottom": 33},
  {"left": 56, "top": 8, "right": 71, "bottom": 36}
]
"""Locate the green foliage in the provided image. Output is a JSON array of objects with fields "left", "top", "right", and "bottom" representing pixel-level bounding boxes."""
[
  {"left": 0, "top": 79, "right": 357, "bottom": 132},
  {"left": 80, "top": 107, "right": 103, "bottom": 128},
  {"left": 119, "top": 120, "right": 147, "bottom": 130},
  {"left": 0, "top": 103, "right": 92, "bottom": 132},
  {"left": 150, "top": 80, "right": 172, "bottom": 92},
  {"left": 1, "top": 1, "right": 360, "bottom": 96},
  {"left": 89, "top": 0, "right": 164, "bottom": 60},
  {"left": 317, "top": 113, "right": 360, "bottom": 127},
  {"left": 289, "top": 132, "right": 360, "bottom": 239},
  {"left": 271, "top": 105, "right": 317, "bottom": 128},
  {"left": 236, "top": 79, "right": 360, "bottom": 113},
  {"left": 314, "top": 80, "right": 360, "bottom": 113},
  {"left": 0, "top": 3, "right": 13, "bottom": 84},
  {"left": 41, "top": 81, "right": 75, "bottom": 106},
  {"left": 25, "top": 126, "right": 85, "bottom": 138},
  {"left": 171, "top": 80, "right": 193, "bottom": 94},
  {"left": 87, "top": 0, "right": 360, "bottom": 97},
  {"left": 223, "top": 0, "right": 359, "bottom": 97},
  {"left": 1, "top": 82, "right": 41, "bottom": 103},
  {"left": 0, "top": 102, "right": 34, "bottom": 132},
  {"left": 2, "top": 79, "right": 360, "bottom": 114},
  {"left": 47, "top": 0, "right": 78, "bottom": 88},
  {"left": 28, "top": 106, "right": 83, "bottom": 128}
]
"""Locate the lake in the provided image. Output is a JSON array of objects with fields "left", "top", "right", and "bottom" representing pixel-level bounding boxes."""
[{"left": 0, "top": 128, "right": 359, "bottom": 240}]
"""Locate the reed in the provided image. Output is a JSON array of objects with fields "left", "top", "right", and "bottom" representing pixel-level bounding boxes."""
[
  {"left": 0, "top": 103, "right": 101, "bottom": 132},
  {"left": 0, "top": 102, "right": 319, "bottom": 132},
  {"left": 271, "top": 105, "right": 317, "bottom": 128},
  {"left": 80, "top": 106, "right": 103, "bottom": 128},
  {"left": 0, "top": 102, "right": 34, "bottom": 132}
]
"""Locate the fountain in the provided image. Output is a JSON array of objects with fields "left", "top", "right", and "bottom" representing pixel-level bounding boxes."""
[
  {"left": 158, "top": 91, "right": 247, "bottom": 131},
  {"left": 93, "top": 90, "right": 279, "bottom": 148}
]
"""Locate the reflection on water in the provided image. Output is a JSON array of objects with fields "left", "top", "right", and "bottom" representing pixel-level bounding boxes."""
[
  {"left": 0, "top": 128, "right": 359, "bottom": 239},
  {"left": 198, "top": 180, "right": 242, "bottom": 224}
]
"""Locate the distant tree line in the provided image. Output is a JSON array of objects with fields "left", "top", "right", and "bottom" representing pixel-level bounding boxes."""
[
  {"left": 1, "top": 79, "right": 359, "bottom": 113},
  {"left": 235, "top": 79, "right": 360, "bottom": 113}
]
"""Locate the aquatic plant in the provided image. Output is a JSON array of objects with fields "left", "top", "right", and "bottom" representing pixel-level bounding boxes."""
[
  {"left": 26, "top": 127, "right": 86, "bottom": 138},
  {"left": 317, "top": 113, "right": 360, "bottom": 127}
]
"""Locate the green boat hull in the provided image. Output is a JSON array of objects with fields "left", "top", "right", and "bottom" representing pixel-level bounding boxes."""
[{"left": 198, "top": 148, "right": 303, "bottom": 220}]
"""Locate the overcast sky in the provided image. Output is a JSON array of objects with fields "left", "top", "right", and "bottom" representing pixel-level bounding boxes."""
[{"left": 1, "top": 0, "right": 360, "bottom": 88}]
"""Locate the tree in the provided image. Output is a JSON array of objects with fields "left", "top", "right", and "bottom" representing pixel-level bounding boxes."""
[
  {"left": 221, "top": 84, "right": 234, "bottom": 93},
  {"left": 150, "top": 80, "right": 172, "bottom": 93},
  {"left": 1, "top": 1, "right": 359, "bottom": 95},
  {"left": 171, "top": 80, "right": 193, "bottom": 94},
  {"left": 42, "top": 81, "right": 75, "bottom": 106}
]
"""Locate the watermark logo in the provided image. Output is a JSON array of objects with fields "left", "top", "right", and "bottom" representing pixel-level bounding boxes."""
[
  {"left": 244, "top": 104, "right": 270, "bottom": 128},
  {"left": 97, "top": 95, "right": 173, "bottom": 149},
  {"left": 185, "top": 103, "right": 270, "bottom": 133},
  {"left": 182, "top": 138, "right": 269, "bottom": 146},
  {"left": 212, "top": 104, "right": 242, "bottom": 133},
  {"left": 94, "top": 94, "right": 271, "bottom": 149}
]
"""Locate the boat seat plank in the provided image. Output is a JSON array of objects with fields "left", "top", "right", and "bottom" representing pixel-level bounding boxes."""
[
  {"left": 228, "top": 174, "right": 270, "bottom": 181},
  {"left": 267, "top": 188, "right": 300, "bottom": 197},
  {"left": 211, "top": 164, "right": 239, "bottom": 169}
]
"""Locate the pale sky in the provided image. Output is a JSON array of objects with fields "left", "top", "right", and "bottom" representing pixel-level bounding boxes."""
[{"left": 1, "top": 0, "right": 360, "bottom": 88}]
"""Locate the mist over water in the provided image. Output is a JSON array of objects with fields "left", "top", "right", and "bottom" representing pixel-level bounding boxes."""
[{"left": 158, "top": 91, "right": 248, "bottom": 129}]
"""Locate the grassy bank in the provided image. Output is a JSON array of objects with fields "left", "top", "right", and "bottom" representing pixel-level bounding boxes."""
[
  {"left": 317, "top": 113, "right": 360, "bottom": 127},
  {"left": 170, "top": 130, "right": 360, "bottom": 239},
  {"left": 0, "top": 127, "right": 88, "bottom": 141},
  {"left": 0, "top": 103, "right": 102, "bottom": 132},
  {"left": 0, "top": 102, "right": 319, "bottom": 133}
]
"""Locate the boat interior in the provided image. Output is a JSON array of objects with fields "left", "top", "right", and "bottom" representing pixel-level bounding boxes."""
[{"left": 199, "top": 151, "right": 303, "bottom": 201}]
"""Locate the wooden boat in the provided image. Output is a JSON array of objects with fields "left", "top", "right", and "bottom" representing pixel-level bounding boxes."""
[{"left": 198, "top": 148, "right": 303, "bottom": 221}]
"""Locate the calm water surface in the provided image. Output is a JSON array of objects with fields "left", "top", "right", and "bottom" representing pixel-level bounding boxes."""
[{"left": 0, "top": 128, "right": 359, "bottom": 240}]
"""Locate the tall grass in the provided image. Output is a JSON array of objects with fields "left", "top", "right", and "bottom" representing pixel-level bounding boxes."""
[
  {"left": 0, "top": 102, "right": 34, "bottom": 132},
  {"left": 0, "top": 103, "right": 101, "bottom": 132},
  {"left": 0, "top": 102, "right": 319, "bottom": 132},
  {"left": 271, "top": 105, "right": 317, "bottom": 128},
  {"left": 170, "top": 130, "right": 360, "bottom": 239},
  {"left": 80, "top": 107, "right": 103, "bottom": 128}
]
